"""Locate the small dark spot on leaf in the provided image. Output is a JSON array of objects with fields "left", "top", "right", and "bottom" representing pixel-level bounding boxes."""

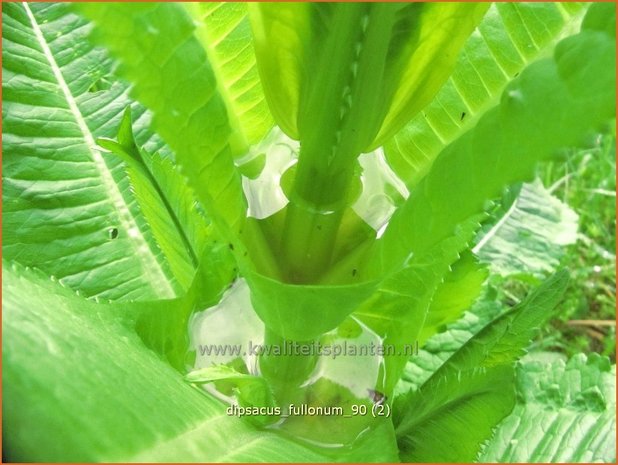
[
  {"left": 514, "top": 72, "right": 520, "bottom": 78},
  {"left": 352, "top": 269, "right": 357, "bottom": 277},
  {"left": 108, "top": 227, "right": 119, "bottom": 239},
  {"left": 244, "top": 251, "right": 248, "bottom": 257},
  {"left": 460, "top": 111, "right": 466, "bottom": 121},
  {"left": 228, "top": 243, "right": 234, "bottom": 251},
  {"left": 317, "top": 225, "right": 322, "bottom": 231}
]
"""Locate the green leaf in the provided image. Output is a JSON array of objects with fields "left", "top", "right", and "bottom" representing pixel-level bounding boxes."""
[
  {"left": 368, "top": 14, "right": 616, "bottom": 276},
  {"left": 5, "top": 5, "right": 615, "bottom": 462},
  {"left": 474, "top": 179, "right": 579, "bottom": 279},
  {"left": 481, "top": 353, "right": 616, "bottom": 463},
  {"left": 246, "top": 2, "right": 307, "bottom": 140},
  {"left": 128, "top": 153, "right": 203, "bottom": 288},
  {"left": 435, "top": 270, "right": 569, "bottom": 374},
  {"left": 397, "top": 269, "right": 568, "bottom": 395},
  {"left": 394, "top": 271, "right": 569, "bottom": 462},
  {"left": 3, "top": 260, "right": 398, "bottom": 462},
  {"left": 97, "top": 108, "right": 144, "bottom": 166},
  {"left": 185, "top": 2, "right": 273, "bottom": 151},
  {"left": 246, "top": 269, "right": 378, "bottom": 341},
  {"left": 133, "top": 239, "right": 236, "bottom": 371},
  {"left": 78, "top": 3, "right": 251, "bottom": 264},
  {"left": 354, "top": 217, "right": 481, "bottom": 395},
  {"left": 385, "top": 2, "right": 586, "bottom": 187},
  {"left": 583, "top": 2, "right": 617, "bottom": 37},
  {"left": 418, "top": 251, "right": 488, "bottom": 344},
  {"left": 186, "top": 364, "right": 277, "bottom": 426},
  {"left": 371, "top": 3, "right": 489, "bottom": 147},
  {"left": 2, "top": 2, "right": 181, "bottom": 300},
  {"left": 395, "top": 288, "right": 503, "bottom": 395},
  {"left": 100, "top": 107, "right": 220, "bottom": 290},
  {"left": 335, "top": 419, "right": 400, "bottom": 463},
  {"left": 2, "top": 260, "right": 330, "bottom": 462},
  {"left": 396, "top": 366, "right": 516, "bottom": 463}
]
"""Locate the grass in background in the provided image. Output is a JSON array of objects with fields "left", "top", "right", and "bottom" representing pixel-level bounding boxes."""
[{"left": 534, "top": 126, "right": 615, "bottom": 360}]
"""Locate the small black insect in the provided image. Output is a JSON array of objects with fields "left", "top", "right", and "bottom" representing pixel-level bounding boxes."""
[
  {"left": 108, "top": 227, "right": 119, "bottom": 240},
  {"left": 228, "top": 243, "right": 234, "bottom": 251},
  {"left": 352, "top": 268, "right": 357, "bottom": 277},
  {"left": 460, "top": 111, "right": 466, "bottom": 121},
  {"left": 368, "top": 389, "right": 387, "bottom": 406}
]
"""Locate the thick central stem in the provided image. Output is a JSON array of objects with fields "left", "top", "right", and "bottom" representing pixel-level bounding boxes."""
[
  {"left": 276, "top": 4, "right": 398, "bottom": 283},
  {"left": 259, "top": 329, "right": 318, "bottom": 404},
  {"left": 280, "top": 158, "right": 356, "bottom": 282}
]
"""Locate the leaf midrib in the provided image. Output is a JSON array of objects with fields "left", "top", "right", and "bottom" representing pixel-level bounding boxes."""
[{"left": 22, "top": 2, "right": 174, "bottom": 298}]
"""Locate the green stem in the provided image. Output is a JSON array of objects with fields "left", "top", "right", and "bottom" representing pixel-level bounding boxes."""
[
  {"left": 277, "top": 5, "right": 399, "bottom": 283},
  {"left": 259, "top": 329, "right": 318, "bottom": 403},
  {"left": 280, "top": 143, "right": 359, "bottom": 282},
  {"left": 280, "top": 201, "right": 345, "bottom": 283}
]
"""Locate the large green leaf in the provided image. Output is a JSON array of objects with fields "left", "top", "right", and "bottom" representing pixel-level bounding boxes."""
[
  {"left": 371, "top": 3, "right": 489, "bottom": 148},
  {"left": 395, "top": 288, "right": 503, "bottom": 395},
  {"left": 2, "top": 2, "right": 183, "bottom": 300},
  {"left": 78, "top": 3, "right": 258, "bottom": 270},
  {"left": 474, "top": 179, "right": 579, "bottom": 279},
  {"left": 385, "top": 2, "right": 586, "bottom": 187},
  {"left": 481, "top": 353, "right": 616, "bottom": 463},
  {"left": 417, "top": 251, "right": 487, "bottom": 344},
  {"left": 368, "top": 8, "right": 616, "bottom": 276},
  {"left": 397, "top": 365, "right": 516, "bottom": 463},
  {"left": 433, "top": 270, "right": 569, "bottom": 375},
  {"left": 2, "top": 260, "right": 331, "bottom": 463},
  {"left": 99, "top": 107, "right": 217, "bottom": 291},
  {"left": 394, "top": 179, "right": 579, "bottom": 392},
  {"left": 185, "top": 2, "right": 273, "bottom": 152},
  {"left": 3, "top": 258, "right": 401, "bottom": 462},
  {"left": 394, "top": 271, "right": 569, "bottom": 462}
]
